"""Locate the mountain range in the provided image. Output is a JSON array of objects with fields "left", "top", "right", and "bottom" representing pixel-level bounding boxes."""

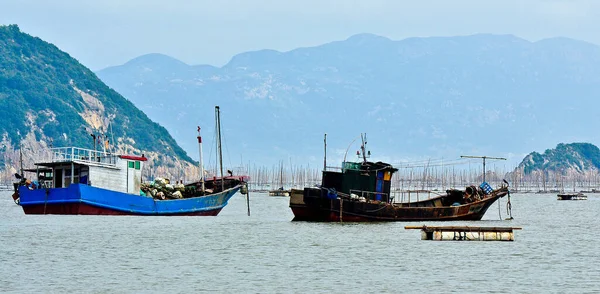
[
  {"left": 96, "top": 33, "right": 600, "bottom": 168},
  {"left": 0, "top": 24, "right": 193, "bottom": 178}
]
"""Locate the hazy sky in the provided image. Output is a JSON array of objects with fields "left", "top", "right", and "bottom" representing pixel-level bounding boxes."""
[{"left": 2, "top": 0, "right": 599, "bottom": 70}]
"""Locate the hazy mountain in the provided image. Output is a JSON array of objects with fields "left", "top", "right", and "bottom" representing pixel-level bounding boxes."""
[
  {"left": 96, "top": 33, "right": 600, "bottom": 167},
  {"left": 0, "top": 24, "right": 193, "bottom": 174}
]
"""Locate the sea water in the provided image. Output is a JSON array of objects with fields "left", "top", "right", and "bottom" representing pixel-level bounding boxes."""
[{"left": 1, "top": 191, "right": 599, "bottom": 293}]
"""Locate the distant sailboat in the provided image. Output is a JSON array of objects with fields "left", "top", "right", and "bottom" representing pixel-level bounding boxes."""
[{"left": 269, "top": 161, "right": 289, "bottom": 197}]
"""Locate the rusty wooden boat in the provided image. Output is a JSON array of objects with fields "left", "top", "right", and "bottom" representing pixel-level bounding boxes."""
[
  {"left": 290, "top": 134, "right": 510, "bottom": 222},
  {"left": 557, "top": 192, "right": 587, "bottom": 200}
]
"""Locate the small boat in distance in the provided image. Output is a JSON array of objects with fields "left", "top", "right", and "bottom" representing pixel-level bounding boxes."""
[
  {"left": 269, "top": 187, "right": 290, "bottom": 197},
  {"left": 290, "top": 134, "right": 511, "bottom": 222},
  {"left": 12, "top": 106, "right": 248, "bottom": 215},
  {"left": 268, "top": 161, "right": 289, "bottom": 196},
  {"left": 557, "top": 192, "right": 587, "bottom": 200}
]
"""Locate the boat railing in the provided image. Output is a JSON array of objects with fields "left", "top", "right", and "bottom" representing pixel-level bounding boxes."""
[
  {"left": 392, "top": 189, "right": 445, "bottom": 203},
  {"left": 325, "top": 165, "right": 342, "bottom": 172},
  {"left": 349, "top": 189, "right": 390, "bottom": 202},
  {"left": 47, "top": 147, "right": 118, "bottom": 167}
]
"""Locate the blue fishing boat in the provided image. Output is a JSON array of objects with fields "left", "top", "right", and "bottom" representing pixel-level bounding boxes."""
[{"left": 12, "top": 106, "right": 248, "bottom": 215}]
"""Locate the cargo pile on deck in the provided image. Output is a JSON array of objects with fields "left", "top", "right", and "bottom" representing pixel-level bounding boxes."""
[{"left": 140, "top": 178, "right": 187, "bottom": 200}]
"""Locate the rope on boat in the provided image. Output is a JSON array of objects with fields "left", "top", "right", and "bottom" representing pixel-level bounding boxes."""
[
  {"left": 44, "top": 188, "right": 49, "bottom": 214},
  {"left": 340, "top": 198, "right": 343, "bottom": 223},
  {"left": 365, "top": 204, "right": 390, "bottom": 213}
]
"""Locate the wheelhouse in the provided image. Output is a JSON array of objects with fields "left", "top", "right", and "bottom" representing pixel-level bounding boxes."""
[{"left": 32, "top": 147, "right": 147, "bottom": 195}]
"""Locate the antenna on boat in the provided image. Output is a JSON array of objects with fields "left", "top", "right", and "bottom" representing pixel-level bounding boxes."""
[
  {"left": 460, "top": 155, "right": 506, "bottom": 183},
  {"left": 343, "top": 134, "right": 362, "bottom": 163},
  {"left": 357, "top": 133, "right": 370, "bottom": 163},
  {"left": 109, "top": 116, "right": 116, "bottom": 155},
  {"left": 323, "top": 133, "right": 327, "bottom": 171},
  {"left": 215, "top": 106, "right": 225, "bottom": 191},
  {"left": 197, "top": 126, "right": 206, "bottom": 193},
  {"left": 84, "top": 126, "right": 97, "bottom": 153},
  {"left": 19, "top": 141, "right": 23, "bottom": 179}
]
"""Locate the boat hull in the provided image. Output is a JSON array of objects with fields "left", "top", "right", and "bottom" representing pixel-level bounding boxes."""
[
  {"left": 290, "top": 190, "right": 507, "bottom": 222},
  {"left": 18, "top": 183, "right": 240, "bottom": 216}
]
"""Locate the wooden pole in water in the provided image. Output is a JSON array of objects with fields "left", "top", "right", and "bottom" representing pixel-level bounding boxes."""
[{"left": 246, "top": 182, "right": 251, "bottom": 216}]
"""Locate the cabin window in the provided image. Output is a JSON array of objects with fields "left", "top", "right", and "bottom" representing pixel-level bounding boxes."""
[
  {"left": 63, "top": 168, "right": 80, "bottom": 186},
  {"left": 128, "top": 161, "right": 134, "bottom": 168},
  {"left": 384, "top": 171, "right": 391, "bottom": 181},
  {"left": 135, "top": 161, "right": 140, "bottom": 170}
]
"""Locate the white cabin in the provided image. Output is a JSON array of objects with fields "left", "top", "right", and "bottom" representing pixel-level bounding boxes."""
[{"left": 34, "top": 147, "right": 147, "bottom": 195}]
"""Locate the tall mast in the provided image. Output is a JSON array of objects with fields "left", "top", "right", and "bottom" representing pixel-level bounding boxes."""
[
  {"left": 360, "top": 133, "right": 367, "bottom": 163},
  {"left": 215, "top": 106, "right": 224, "bottom": 191},
  {"left": 460, "top": 155, "right": 506, "bottom": 183},
  {"left": 323, "top": 133, "right": 327, "bottom": 171},
  {"left": 280, "top": 161, "right": 283, "bottom": 188},
  {"left": 19, "top": 142, "right": 23, "bottom": 178},
  {"left": 197, "top": 126, "right": 205, "bottom": 192}
]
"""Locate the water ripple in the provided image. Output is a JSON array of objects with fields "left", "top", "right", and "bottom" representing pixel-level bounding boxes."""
[{"left": 1, "top": 193, "right": 599, "bottom": 293}]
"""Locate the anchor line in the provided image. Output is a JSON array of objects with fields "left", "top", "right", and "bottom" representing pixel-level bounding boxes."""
[
  {"left": 340, "top": 198, "right": 343, "bottom": 223},
  {"left": 44, "top": 188, "right": 49, "bottom": 214},
  {"left": 497, "top": 198, "right": 502, "bottom": 220},
  {"left": 506, "top": 191, "right": 513, "bottom": 219}
]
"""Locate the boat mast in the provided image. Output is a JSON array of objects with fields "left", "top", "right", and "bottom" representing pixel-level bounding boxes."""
[
  {"left": 278, "top": 161, "right": 282, "bottom": 188},
  {"left": 215, "top": 106, "right": 225, "bottom": 191},
  {"left": 197, "top": 126, "right": 205, "bottom": 193},
  {"left": 460, "top": 155, "right": 506, "bottom": 183},
  {"left": 360, "top": 133, "right": 367, "bottom": 163},
  {"left": 324, "top": 133, "right": 327, "bottom": 171},
  {"left": 19, "top": 142, "right": 23, "bottom": 178}
]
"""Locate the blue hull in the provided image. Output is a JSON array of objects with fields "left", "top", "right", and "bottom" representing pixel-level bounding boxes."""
[{"left": 18, "top": 184, "right": 241, "bottom": 215}]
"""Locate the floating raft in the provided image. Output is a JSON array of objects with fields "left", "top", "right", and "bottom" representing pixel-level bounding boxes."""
[{"left": 405, "top": 225, "right": 522, "bottom": 241}]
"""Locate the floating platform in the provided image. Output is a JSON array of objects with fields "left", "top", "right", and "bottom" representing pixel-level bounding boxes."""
[
  {"left": 557, "top": 193, "right": 587, "bottom": 200},
  {"left": 405, "top": 225, "right": 522, "bottom": 241}
]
